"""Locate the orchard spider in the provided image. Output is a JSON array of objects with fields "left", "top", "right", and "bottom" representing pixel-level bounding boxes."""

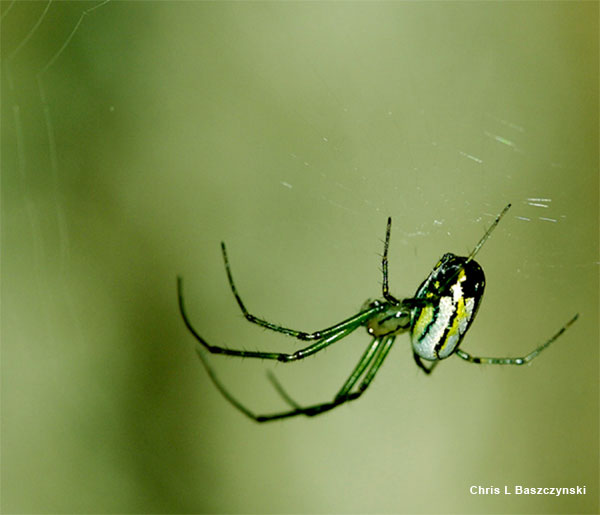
[{"left": 177, "top": 204, "right": 578, "bottom": 422}]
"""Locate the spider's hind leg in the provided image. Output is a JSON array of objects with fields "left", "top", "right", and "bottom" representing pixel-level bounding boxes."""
[
  {"left": 267, "top": 371, "right": 301, "bottom": 409},
  {"left": 454, "top": 313, "right": 579, "bottom": 366},
  {"left": 266, "top": 334, "right": 385, "bottom": 410},
  {"left": 195, "top": 348, "right": 262, "bottom": 421},
  {"left": 197, "top": 336, "right": 396, "bottom": 422},
  {"left": 413, "top": 353, "right": 439, "bottom": 375},
  {"left": 260, "top": 335, "right": 395, "bottom": 421}
]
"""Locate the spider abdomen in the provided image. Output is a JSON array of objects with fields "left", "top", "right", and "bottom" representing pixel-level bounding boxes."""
[{"left": 410, "top": 253, "right": 485, "bottom": 361}]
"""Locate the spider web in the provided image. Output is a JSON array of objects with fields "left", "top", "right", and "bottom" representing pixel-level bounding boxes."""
[{"left": 2, "top": 2, "right": 597, "bottom": 514}]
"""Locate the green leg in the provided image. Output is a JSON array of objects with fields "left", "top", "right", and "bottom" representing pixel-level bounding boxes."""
[
  {"left": 358, "top": 335, "right": 396, "bottom": 389},
  {"left": 268, "top": 336, "right": 383, "bottom": 409},
  {"left": 178, "top": 276, "right": 369, "bottom": 362},
  {"left": 219, "top": 244, "right": 385, "bottom": 341},
  {"left": 267, "top": 371, "right": 302, "bottom": 410},
  {"left": 381, "top": 217, "right": 400, "bottom": 304},
  {"left": 466, "top": 203, "right": 511, "bottom": 263},
  {"left": 258, "top": 336, "right": 396, "bottom": 421},
  {"left": 455, "top": 313, "right": 579, "bottom": 365},
  {"left": 195, "top": 348, "right": 258, "bottom": 421},
  {"left": 195, "top": 336, "right": 396, "bottom": 422},
  {"left": 336, "top": 337, "right": 385, "bottom": 398}
]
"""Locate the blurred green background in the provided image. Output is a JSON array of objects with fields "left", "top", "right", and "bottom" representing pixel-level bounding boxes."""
[{"left": 2, "top": 1, "right": 598, "bottom": 513}]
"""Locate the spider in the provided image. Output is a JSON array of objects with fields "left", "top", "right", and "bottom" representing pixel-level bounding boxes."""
[{"left": 177, "top": 204, "right": 579, "bottom": 422}]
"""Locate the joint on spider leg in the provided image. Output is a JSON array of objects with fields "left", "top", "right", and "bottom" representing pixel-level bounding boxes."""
[
  {"left": 413, "top": 353, "right": 438, "bottom": 374},
  {"left": 303, "top": 407, "right": 323, "bottom": 417},
  {"left": 383, "top": 293, "right": 401, "bottom": 305},
  {"left": 348, "top": 389, "right": 364, "bottom": 399},
  {"left": 278, "top": 352, "right": 298, "bottom": 363}
]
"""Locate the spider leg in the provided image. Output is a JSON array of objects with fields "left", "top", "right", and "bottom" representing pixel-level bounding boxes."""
[
  {"left": 256, "top": 336, "right": 395, "bottom": 422},
  {"left": 267, "top": 336, "right": 383, "bottom": 408},
  {"left": 195, "top": 348, "right": 259, "bottom": 420},
  {"left": 178, "top": 276, "right": 372, "bottom": 362},
  {"left": 267, "top": 371, "right": 301, "bottom": 409},
  {"left": 413, "top": 353, "right": 439, "bottom": 375},
  {"left": 197, "top": 337, "right": 395, "bottom": 422},
  {"left": 466, "top": 203, "right": 511, "bottom": 263},
  {"left": 335, "top": 336, "right": 386, "bottom": 398},
  {"left": 455, "top": 313, "right": 579, "bottom": 365},
  {"left": 381, "top": 217, "right": 401, "bottom": 304},
  {"left": 219, "top": 244, "right": 384, "bottom": 341}
]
